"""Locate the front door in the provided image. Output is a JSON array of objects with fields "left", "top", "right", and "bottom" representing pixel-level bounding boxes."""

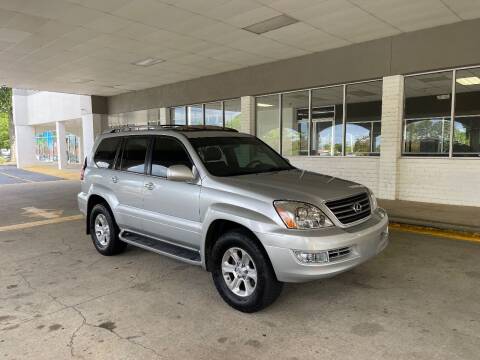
[{"left": 142, "top": 136, "right": 202, "bottom": 249}]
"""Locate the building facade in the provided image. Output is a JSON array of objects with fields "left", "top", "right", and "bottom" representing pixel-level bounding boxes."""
[{"left": 13, "top": 19, "right": 480, "bottom": 207}]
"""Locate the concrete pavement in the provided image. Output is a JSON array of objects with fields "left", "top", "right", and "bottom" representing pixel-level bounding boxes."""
[{"left": 0, "top": 181, "right": 479, "bottom": 359}]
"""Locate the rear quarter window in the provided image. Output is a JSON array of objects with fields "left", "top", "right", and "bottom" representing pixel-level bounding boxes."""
[{"left": 94, "top": 137, "right": 121, "bottom": 169}]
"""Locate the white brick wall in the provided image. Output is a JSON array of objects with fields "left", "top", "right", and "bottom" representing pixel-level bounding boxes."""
[
  {"left": 240, "top": 96, "right": 255, "bottom": 135},
  {"left": 287, "top": 156, "right": 380, "bottom": 194},
  {"left": 398, "top": 158, "right": 480, "bottom": 206},
  {"left": 378, "top": 75, "right": 404, "bottom": 200}
]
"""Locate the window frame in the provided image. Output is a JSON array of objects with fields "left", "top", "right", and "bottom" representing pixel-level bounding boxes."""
[
  {"left": 146, "top": 135, "right": 196, "bottom": 179},
  {"left": 254, "top": 79, "right": 382, "bottom": 158},
  {"left": 402, "top": 65, "right": 480, "bottom": 159},
  {"left": 169, "top": 97, "right": 241, "bottom": 129},
  {"left": 93, "top": 136, "right": 123, "bottom": 170},
  {"left": 116, "top": 135, "right": 152, "bottom": 175}
]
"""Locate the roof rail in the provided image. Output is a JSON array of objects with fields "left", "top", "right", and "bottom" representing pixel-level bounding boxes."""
[{"left": 104, "top": 125, "right": 239, "bottom": 134}]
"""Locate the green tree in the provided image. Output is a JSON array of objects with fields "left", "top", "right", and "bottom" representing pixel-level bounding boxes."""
[
  {"left": 0, "top": 113, "right": 9, "bottom": 149},
  {"left": 0, "top": 87, "right": 14, "bottom": 160}
]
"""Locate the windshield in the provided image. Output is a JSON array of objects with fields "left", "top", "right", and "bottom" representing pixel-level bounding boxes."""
[{"left": 189, "top": 136, "right": 294, "bottom": 177}]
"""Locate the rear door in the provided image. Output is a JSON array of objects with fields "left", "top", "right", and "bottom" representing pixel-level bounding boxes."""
[
  {"left": 142, "top": 135, "right": 202, "bottom": 249},
  {"left": 114, "top": 135, "right": 150, "bottom": 231}
]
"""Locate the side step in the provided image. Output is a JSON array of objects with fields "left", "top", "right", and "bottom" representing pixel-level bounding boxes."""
[{"left": 120, "top": 231, "right": 201, "bottom": 264}]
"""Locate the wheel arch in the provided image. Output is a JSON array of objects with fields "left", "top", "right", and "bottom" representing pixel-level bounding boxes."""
[
  {"left": 203, "top": 219, "right": 272, "bottom": 273},
  {"left": 86, "top": 194, "right": 115, "bottom": 234}
]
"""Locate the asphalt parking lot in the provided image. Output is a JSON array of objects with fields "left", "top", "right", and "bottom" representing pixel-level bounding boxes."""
[
  {"left": 0, "top": 165, "right": 62, "bottom": 185},
  {"left": 0, "top": 181, "right": 479, "bottom": 360}
]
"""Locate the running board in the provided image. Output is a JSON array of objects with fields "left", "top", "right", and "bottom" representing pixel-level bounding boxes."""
[{"left": 119, "top": 231, "right": 201, "bottom": 264}]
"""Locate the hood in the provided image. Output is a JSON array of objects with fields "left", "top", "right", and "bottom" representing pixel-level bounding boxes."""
[{"left": 216, "top": 169, "right": 368, "bottom": 205}]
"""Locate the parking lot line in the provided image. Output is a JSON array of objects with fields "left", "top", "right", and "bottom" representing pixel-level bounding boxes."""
[
  {"left": 0, "top": 170, "right": 34, "bottom": 183},
  {"left": 390, "top": 223, "right": 480, "bottom": 244},
  {"left": 0, "top": 214, "right": 83, "bottom": 232}
]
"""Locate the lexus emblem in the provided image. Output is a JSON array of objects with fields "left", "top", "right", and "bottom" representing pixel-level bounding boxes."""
[{"left": 352, "top": 202, "right": 363, "bottom": 213}]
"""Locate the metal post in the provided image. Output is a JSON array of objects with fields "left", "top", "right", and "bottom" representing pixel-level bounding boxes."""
[
  {"left": 308, "top": 89, "right": 312, "bottom": 156},
  {"left": 279, "top": 94, "right": 283, "bottom": 155},
  {"left": 449, "top": 69, "right": 456, "bottom": 158},
  {"left": 221, "top": 101, "right": 225, "bottom": 127},
  {"left": 342, "top": 84, "right": 347, "bottom": 156}
]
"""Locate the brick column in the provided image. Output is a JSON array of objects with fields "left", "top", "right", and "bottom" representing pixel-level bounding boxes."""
[
  {"left": 240, "top": 96, "right": 255, "bottom": 135},
  {"left": 378, "top": 75, "right": 404, "bottom": 200},
  {"left": 159, "top": 107, "right": 170, "bottom": 125}
]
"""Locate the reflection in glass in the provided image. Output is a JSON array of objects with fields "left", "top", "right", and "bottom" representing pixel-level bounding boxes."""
[
  {"left": 454, "top": 68, "right": 480, "bottom": 156},
  {"left": 256, "top": 95, "right": 280, "bottom": 152},
  {"left": 187, "top": 104, "right": 203, "bottom": 125},
  {"left": 404, "top": 71, "right": 453, "bottom": 155},
  {"left": 205, "top": 102, "right": 222, "bottom": 126},
  {"left": 405, "top": 118, "right": 450, "bottom": 154},
  {"left": 171, "top": 107, "right": 186, "bottom": 125},
  {"left": 282, "top": 91, "right": 309, "bottom": 156},
  {"left": 346, "top": 81, "right": 382, "bottom": 155},
  {"left": 224, "top": 98, "right": 241, "bottom": 131},
  {"left": 311, "top": 87, "right": 343, "bottom": 156},
  {"left": 35, "top": 130, "right": 57, "bottom": 162}
]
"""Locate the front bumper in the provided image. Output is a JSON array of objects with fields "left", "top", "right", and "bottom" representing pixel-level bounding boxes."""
[{"left": 258, "top": 208, "right": 389, "bottom": 282}]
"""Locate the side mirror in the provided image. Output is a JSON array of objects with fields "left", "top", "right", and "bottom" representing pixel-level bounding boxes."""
[{"left": 167, "top": 165, "right": 196, "bottom": 182}]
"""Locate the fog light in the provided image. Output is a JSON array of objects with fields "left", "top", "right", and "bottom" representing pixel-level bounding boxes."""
[{"left": 293, "top": 250, "right": 328, "bottom": 264}]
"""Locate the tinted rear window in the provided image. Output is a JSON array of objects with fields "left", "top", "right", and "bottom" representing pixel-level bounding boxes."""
[
  {"left": 94, "top": 137, "right": 121, "bottom": 169},
  {"left": 120, "top": 137, "right": 149, "bottom": 174}
]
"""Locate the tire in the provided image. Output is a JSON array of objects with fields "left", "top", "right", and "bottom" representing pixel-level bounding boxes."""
[
  {"left": 211, "top": 230, "right": 283, "bottom": 313},
  {"left": 89, "top": 204, "right": 126, "bottom": 256}
]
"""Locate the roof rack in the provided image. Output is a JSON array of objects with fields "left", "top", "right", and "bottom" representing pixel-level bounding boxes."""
[{"left": 104, "top": 125, "right": 239, "bottom": 134}]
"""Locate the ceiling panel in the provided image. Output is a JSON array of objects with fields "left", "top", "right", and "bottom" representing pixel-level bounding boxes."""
[{"left": 0, "top": 0, "right": 475, "bottom": 96}]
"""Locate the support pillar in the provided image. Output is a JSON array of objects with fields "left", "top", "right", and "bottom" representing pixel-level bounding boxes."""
[
  {"left": 240, "top": 96, "right": 255, "bottom": 135},
  {"left": 160, "top": 107, "right": 171, "bottom": 125},
  {"left": 378, "top": 75, "right": 404, "bottom": 200},
  {"left": 14, "top": 125, "right": 36, "bottom": 168},
  {"left": 55, "top": 121, "right": 67, "bottom": 169},
  {"left": 81, "top": 114, "right": 102, "bottom": 159}
]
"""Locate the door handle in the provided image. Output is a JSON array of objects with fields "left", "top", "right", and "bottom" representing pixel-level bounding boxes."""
[
  {"left": 144, "top": 182, "right": 154, "bottom": 190},
  {"left": 111, "top": 176, "right": 118, "bottom": 183}
]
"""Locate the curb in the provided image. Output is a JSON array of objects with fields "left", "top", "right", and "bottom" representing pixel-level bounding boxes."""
[{"left": 389, "top": 222, "right": 480, "bottom": 243}]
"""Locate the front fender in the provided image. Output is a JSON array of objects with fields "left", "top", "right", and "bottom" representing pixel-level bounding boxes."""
[{"left": 200, "top": 203, "right": 279, "bottom": 268}]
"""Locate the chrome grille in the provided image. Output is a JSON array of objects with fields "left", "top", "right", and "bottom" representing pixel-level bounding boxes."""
[
  {"left": 325, "top": 192, "right": 371, "bottom": 225},
  {"left": 328, "top": 247, "right": 352, "bottom": 262}
]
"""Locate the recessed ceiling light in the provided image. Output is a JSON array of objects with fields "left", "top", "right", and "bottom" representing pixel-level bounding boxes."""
[
  {"left": 132, "top": 57, "right": 164, "bottom": 67},
  {"left": 436, "top": 94, "right": 450, "bottom": 100},
  {"left": 456, "top": 76, "right": 480, "bottom": 86},
  {"left": 70, "top": 79, "right": 93, "bottom": 84},
  {"left": 257, "top": 103, "right": 274, "bottom": 107},
  {"left": 243, "top": 14, "right": 298, "bottom": 35}
]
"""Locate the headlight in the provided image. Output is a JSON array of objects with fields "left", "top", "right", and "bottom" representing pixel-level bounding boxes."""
[
  {"left": 273, "top": 201, "right": 333, "bottom": 229},
  {"left": 368, "top": 190, "right": 378, "bottom": 211}
]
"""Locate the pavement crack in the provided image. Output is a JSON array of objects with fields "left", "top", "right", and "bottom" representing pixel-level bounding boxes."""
[
  {"left": 69, "top": 306, "right": 162, "bottom": 360},
  {"left": 18, "top": 272, "right": 69, "bottom": 309},
  {"left": 69, "top": 307, "right": 87, "bottom": 359}
]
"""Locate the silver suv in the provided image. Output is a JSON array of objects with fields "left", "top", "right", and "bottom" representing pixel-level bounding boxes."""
[{"left": 78, "top": 126, "right": 389, "bottom": 312}]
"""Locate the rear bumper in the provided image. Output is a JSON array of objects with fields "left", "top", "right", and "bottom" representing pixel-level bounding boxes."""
[{"left": 258, "top": 209, "right": 389, "bottom": 282}]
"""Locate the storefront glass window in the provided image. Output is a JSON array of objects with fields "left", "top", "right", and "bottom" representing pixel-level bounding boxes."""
[
  {"left": 256, "top": 95, "right": 280, "bottom": 152},
  {"left": 346, "top": 81, "right": 382, "bottom": 155},
  {"left": 282, "top": 91, "right": 309, "bottom": 156},
  {"left": 404, "top": 71, "right": 453, "bottom": 156}
]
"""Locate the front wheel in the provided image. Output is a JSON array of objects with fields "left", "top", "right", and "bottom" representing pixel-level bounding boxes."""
[{"left": 211, "top": 230, "right": 283, "bottom": 313}]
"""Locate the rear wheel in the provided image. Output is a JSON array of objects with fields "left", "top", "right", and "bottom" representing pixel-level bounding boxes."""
[
  {"left": 89, "top": 204, "right": 126, "bottom": 256},
  {"left": 211, "top": 230, "right": 283, "bottom": 313}
]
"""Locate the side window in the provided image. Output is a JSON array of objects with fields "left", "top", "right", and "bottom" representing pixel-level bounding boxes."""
[
  {"left": 151, "top": 136, "right": 193, "bottom": 177},
  {"left": 120, "top": 136, "right": 149, "bottom": 174},
  {"left": 94, "top": 137, "right": 121, "bottom": 169}
]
